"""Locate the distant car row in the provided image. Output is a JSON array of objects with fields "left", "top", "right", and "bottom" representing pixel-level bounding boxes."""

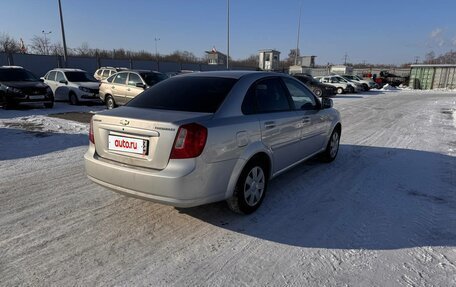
[
  {"left": 292, "top": 73, "right": 378, "bottom": 96},
  {"left": 0, "top": 64, "right": 378, "bottom": 110},
  {"left": 0, "top": 65, "right": 167, "bottom": 109}
]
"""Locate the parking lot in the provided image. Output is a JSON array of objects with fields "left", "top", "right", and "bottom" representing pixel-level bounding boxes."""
[{"left": 1, "top": 89, "right": 455, "bottom": 286}]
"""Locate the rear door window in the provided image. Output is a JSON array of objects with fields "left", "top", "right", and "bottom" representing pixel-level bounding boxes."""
[
  {"left": 242, "top": 77, "right": 291, "bottom": 114},
  {"left": 102, "top": 70, "right": 110, "bottom": 78}
]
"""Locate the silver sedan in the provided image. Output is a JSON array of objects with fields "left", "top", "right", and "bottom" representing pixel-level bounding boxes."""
[{"left": 85, "top": 71, "right": 341, "bottom": 214}]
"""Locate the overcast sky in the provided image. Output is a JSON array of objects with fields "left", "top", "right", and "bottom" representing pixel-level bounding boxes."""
[{"left": 2, "top": 0, "right": 456, "bottom": 65}]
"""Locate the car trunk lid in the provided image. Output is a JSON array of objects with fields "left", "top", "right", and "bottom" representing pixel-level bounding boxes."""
[{"left": 92, "top": 107, "right": 212, "bottom": 170}]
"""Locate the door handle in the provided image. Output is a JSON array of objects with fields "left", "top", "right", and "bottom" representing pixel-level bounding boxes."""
[
  {"left": 127, "top": 88, "right": 131, "bottom": 91},
  {"left": 264, "top": 121, "right": 276, "bottom": 129},
  {"left": 302, "top": 117, "right": 311, "bottom": 124},
  {"left": 111, "top": 86, "right": 115, "bottom": 89}
]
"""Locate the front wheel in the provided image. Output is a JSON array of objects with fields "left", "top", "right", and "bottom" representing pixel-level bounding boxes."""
[
  {"left": 321, "top": 128, "right": 340, "bottom": 162},
  {"left": 69, "top": 92, "right": 79, "bottom": 105},
  {"left": 227, "top": 161, "right": 268, "bottom": 214},
  {"left": 313, "top": 88, "right": 323, "bottom": 97}
]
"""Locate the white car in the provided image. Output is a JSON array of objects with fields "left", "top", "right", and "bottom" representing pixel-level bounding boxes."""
[
  {"left": 43, "top": 68, "right": 100, "bottom": 105},
  {"left": 341, "top": 74, "right": 377, "bottom": 90},
  {"left": 315, "top": 75, "right": 357, "bottom": 94}
]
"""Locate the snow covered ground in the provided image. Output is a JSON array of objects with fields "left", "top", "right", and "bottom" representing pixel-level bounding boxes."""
[{"left": 0, "top": 90, "right": 455, "bottom": 286}]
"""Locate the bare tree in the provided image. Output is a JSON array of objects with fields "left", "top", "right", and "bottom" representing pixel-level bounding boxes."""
[
  {"left": 0, "top": 33, "right": 20, "bottom": 53},
  {"left": 49, "top": 42, "right": 65, "bottom": 56},
  {"left": 30, "top": 35, "right": 51, "bottom": 55},
  {"left": 76, "top": 42, "right": 93, "bottom": 57}
]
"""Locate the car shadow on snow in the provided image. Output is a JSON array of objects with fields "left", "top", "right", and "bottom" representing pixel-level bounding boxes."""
[
  {"left": 180, "top": 144, "right": 456, "bottom": 250},
  {"left": 0, "top": 127, "right": 87, "bottom": 160}
]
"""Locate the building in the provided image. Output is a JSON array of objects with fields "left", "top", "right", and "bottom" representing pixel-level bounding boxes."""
[
  {"left": 205, "top": 48, "right": 227, "bottom": 66},
  {"left": 258, "top": 49, "right": 280, "bottom": 71},
  {"left": 297, "top": 56, "right": 316, "bottom": 68},
  {"left": 409, "top": 64, "right": 456, "bottom": 89}
]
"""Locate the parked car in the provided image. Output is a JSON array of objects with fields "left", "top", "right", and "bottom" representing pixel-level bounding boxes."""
[
  {"left": 99, "top": 70, "right": 167, "bottom": 109},
  {"left": 43, "top": 68, "right": 100, "bottom": 105},
  {"left": 0, "top": 66, "right": 53, "bottom": 109},
  {"left": 292, "top": 73, "right": 337, "bottom": 97},
  {"left": 85, "top": 71, "right": 342, "bottom": 214},
  {"left": 94, "top": 67, "right": 128, "bottom": 81},
  {"left": 341, "top": 74, "right": 376, "bottom": 90},
  {"left": 315, "top": 75, "right": 357, "bottom": 94}
]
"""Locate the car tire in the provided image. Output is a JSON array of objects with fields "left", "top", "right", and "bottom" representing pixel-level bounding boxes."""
[
  {"left": 44, "top": 102, "right": 54, "bottom": 108},
  {"left": 227, "top": 160, "right": 268, "bottom": 214},
  {"left": 69, "top": 92, "right": 79, "bottom": 105},
  {"left": 362, "top": 84, "right": 369, "bottom": 91},
  {"left": 321, "top": 127, "right": 341, "bottom": 163},
  {"left": 348, "top": 86, "right": 355, "bottom": 93},
  {"left": 336, "top": 87, "right": 344, "bottom": 94},
  {"left": 313, "top": 88, "right": 323, "bottom": 97},
  {"left": 105, "top": 95, "right": 116, "bottom": 110}
]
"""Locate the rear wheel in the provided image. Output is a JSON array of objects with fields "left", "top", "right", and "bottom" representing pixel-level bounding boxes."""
[
  {"left": 362, "top": 84, "right": 369, "bottom": 91},
  {"left": 69, "top": 92, "right": 79, "bottom": 105},
  {"left": 105, "top": 95, "right": 116, "bottom": 109},
  {"left": 321, "top": 127, "right": 340, "bottom": 162},
  {"left": 227, "top": 160, "right": 268, "bottom": 214},
  {"left": 44, "top": 102, "right": 54, "bottom": 108},
  {"left": 336, "top": 87, "right": 344, "bottom": 94}
]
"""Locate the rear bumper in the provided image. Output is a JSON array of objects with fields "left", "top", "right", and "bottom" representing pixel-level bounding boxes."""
[{"left": 84, "top": 146, "right": 237, "bottom": 207}]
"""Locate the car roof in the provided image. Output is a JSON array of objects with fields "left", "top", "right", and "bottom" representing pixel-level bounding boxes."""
[
  {"left": 0, "top": 65, "right": 24, "bottom": 69},
  {"left": 51, "top": 68, "right": 86, "bottom": 72},
  {"left": 176, "top": 70, "right": 285, "bottom": 80}
]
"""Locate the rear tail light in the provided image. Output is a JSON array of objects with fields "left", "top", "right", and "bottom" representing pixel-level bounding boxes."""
[
  {"left": 170, "top": 123, "right": 207, "bottom": 159},
  {"left": 89, "top": 117, "right": 95, "bottom": 144}
]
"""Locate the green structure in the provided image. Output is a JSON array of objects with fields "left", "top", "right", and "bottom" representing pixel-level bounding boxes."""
[{"left": 410, "top": 64, "right": 456, "bottom": 89}]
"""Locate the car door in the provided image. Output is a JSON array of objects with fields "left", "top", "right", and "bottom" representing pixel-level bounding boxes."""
[
  {"left": 125, "top": 72, "right": 145, "bottom": 103},
  {"left": 110, "top": 72, "right": 128, "bottom": 105},
  {"left": 54, "top": 71, "right": 68, "bottom": 101},
  {"left": 44, "top": 71, "right": 57, "bottom": 95},
  {"left": 245, "top": 77, "right": 303, "bottom": 173},
  {"left": 282, "top": 77, "right": 331, "bottom": 156}
]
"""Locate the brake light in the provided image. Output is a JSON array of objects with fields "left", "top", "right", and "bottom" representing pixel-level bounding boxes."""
[
  {"left": 89, "top": 117, "right": 95, "bottom": 144},
  {"left": 170, "top": 123, "right": 207, "bottom": 159}
]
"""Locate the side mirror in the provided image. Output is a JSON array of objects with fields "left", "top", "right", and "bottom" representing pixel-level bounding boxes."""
[
  {"left": 59, "top": 80, "right": 68, "bottom": 85},
  {"left": 321, "top": 98, "right": 333, "bottom": 109},
  {"left": 135, "top": 82, "right": 146, "bottom": 89},
  {"left": 39, "top": 77, "right": 45, "bottom": 82}
]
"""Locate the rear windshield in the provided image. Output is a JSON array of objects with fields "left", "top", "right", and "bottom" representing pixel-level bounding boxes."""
[
  {"left": 64, "top": 71, "right": 97, "bottom": 82},
  {"left": 127, "top": 76, "right": 237, "bottom": 113},
  {"left": 0, "top": 69, "right": 38, "bottom": 81}
]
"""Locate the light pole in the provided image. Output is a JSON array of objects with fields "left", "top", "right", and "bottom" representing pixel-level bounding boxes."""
[
  {"left": 42, "top": 30, "right": 52, "bottom": 54},
  {"left": 227, "top": 0, "right": 230, "bottom": 69},
  {"left": 294, "top": 1, "right": 303, "bottom": 66},
  {"left": 154, "top": 37, "right": 160, "bottom": 59},
  {"left": 58, "top": 0, "right": 68, "bottom": 66}
]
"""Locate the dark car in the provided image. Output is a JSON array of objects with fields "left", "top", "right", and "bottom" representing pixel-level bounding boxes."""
[
  {"left": 292, "top": 74, "right": 337, "bottom": 97},
  {"left": 0, "top": 66, "right": 54, "bottom": 109}
]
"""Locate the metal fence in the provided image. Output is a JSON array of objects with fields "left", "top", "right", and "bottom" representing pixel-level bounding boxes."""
[{"left": 0, "top": 52, "right": 256, "bottom": 77}]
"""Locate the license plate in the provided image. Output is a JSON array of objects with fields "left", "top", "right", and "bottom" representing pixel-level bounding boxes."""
[
  {"left": 108, "top": 135, "right": 148, "bottom": 155},
  {"left": 29, "top": 95, "right": 45, "bottom": 100}
]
